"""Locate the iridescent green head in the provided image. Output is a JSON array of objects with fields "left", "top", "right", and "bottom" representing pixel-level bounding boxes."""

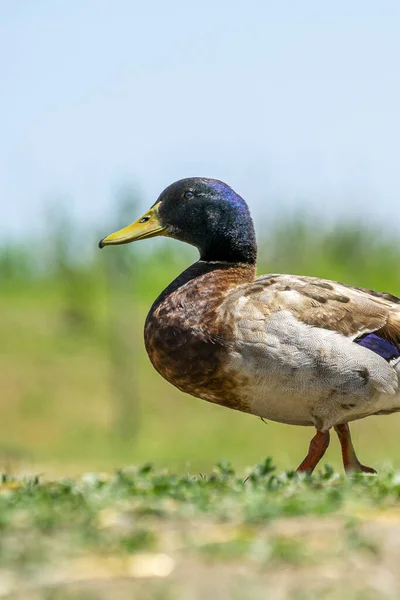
[{"left": 99, "top": 177, "right": 257, "bottom": 265}]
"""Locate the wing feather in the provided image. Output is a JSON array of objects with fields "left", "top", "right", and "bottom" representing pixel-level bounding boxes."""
[{"left": 232, "top": 274, "right": 400, "bottom": 346}]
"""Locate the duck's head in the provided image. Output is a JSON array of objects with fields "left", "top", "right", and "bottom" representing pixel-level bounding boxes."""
[{"left": 99, "top": 177, "right": 257, "bottom": 264}]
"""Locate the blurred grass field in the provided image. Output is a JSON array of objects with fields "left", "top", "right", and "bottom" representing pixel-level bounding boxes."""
[
  {"left": 4, "top": 463, "right": 400, "bottom": 599},
  {"left": 2, "top": 194, "right": 400, "bottom": 476}
]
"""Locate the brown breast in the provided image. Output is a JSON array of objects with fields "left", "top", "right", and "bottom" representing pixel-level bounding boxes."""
[{"left": 144, "top": 261, "right": 255, "bottom": 411}]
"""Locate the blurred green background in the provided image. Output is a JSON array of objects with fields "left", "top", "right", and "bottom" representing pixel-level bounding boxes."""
[{"left": 2, "top": 187, "right": 400, "bottom": 476}]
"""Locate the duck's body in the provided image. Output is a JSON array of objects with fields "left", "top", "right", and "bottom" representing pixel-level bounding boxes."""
[
  {"left": 145, "top": 263, "right": 400, "bottom": 431},
  {"left": 100, "top": 177, "right": 400, "bottom": 473}
]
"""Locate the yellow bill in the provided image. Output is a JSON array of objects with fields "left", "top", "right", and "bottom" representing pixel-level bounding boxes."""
[{"left": 99, "top": 203, "right": 166, "bottom": 248}]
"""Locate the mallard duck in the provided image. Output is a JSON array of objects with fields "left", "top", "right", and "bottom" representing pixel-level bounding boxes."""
[{"left": 99, "top": 178, "right": 400, "bottom": 474}]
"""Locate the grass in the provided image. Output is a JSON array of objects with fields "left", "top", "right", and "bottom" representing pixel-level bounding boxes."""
[{"left": 2, "top": 461, "right": 400, "bottom": 598}]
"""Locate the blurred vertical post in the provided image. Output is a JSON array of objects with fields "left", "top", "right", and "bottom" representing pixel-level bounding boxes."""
[{"left": 104, "top": 186, "right": 140, "bottom": 443}]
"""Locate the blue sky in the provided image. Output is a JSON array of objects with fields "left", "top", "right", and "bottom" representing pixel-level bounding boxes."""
[{"left": 1, "top": 1, "right": 400, "bottom": 239}]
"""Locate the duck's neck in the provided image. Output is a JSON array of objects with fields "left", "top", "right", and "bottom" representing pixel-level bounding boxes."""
[
  {"left": 200, "top": 238, "right": 257, "bottom": 265},
  {"left": 198, "top": 217, "right": 257, "bottom": 265}
]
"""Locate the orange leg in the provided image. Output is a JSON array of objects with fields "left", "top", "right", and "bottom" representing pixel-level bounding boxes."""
[
  {"left": 297, "top": 430, "right": 330, "bottom": 473},
  {"left": 334, "top": 423, "right": 376, "bottom": 474}
]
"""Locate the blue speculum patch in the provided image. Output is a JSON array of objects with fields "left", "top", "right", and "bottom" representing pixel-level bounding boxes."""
[{"left": 357, "top": 332, "right": 400, "bottom": 361}]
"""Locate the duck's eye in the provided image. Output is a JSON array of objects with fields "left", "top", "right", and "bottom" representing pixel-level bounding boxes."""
[
  {"left": 139, "top": 217, "right": 150, "bottom": 223},
  {"left": 184, "top": 191, "right": 194, "bottom": 199}
]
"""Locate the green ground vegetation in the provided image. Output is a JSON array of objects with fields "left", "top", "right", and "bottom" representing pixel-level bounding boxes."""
[{"left": 2, "top": 462, "right": 400, "bottom": 598}]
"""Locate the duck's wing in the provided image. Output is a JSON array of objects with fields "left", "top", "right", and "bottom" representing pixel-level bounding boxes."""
[
  {"left": 261, "top": 275, "right": 400, "bottom": 348},
  {"left": 233, "top": 274, "right": 400, "bottom": 352},
  {"left": 219, "top": 274, "right": 400, "bottom": 406}
]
